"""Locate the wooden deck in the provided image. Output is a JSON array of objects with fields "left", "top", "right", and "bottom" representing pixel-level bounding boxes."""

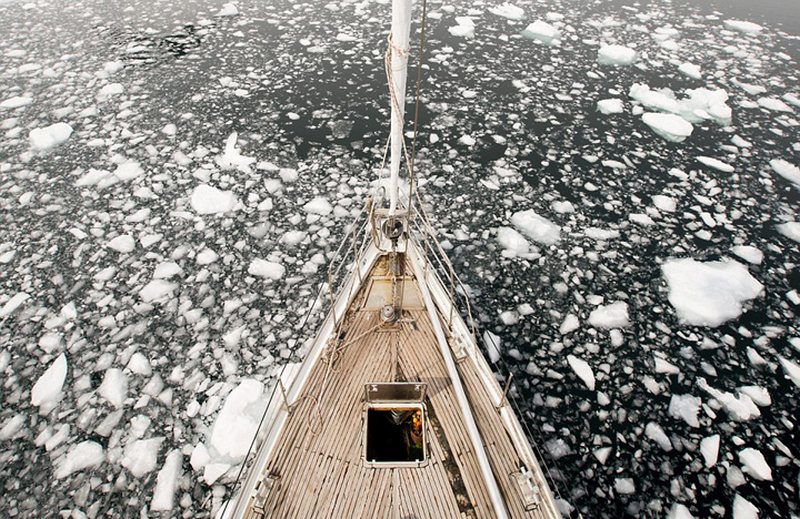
[{"left": 243, "top": 254, "right": 558, "bottom": 518}]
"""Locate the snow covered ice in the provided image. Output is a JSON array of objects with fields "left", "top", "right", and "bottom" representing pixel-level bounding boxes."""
[
  {"left": 661, "top": 259, "right": 763, "bottom": 327},
  {"left": 28, "top": 122, "right": 72, "bottom": 150},
  {"left": 597, "top": 44, "right": 637, "bottom": 66},
  {"left": 641, "top": 112, "right": 694, "bottom": 142}
]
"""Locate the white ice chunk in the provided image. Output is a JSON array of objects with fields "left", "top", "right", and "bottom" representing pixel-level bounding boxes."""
[
  {"left": 614, "top": 477, "right": 635, "bottom": 494},
  {"left": 738, "top": 447, "right": 772, "bottom": 481},
  {"left": 121, "top": 437, "right": 164, "bottom": 477},
  {"left": 698, "top": 378, "right": 760, "bottom": 421},
  {"left": 700, "top": 434, "right": 720, "bottom": 467},
  {"left": 510, "top": 210, "right": 560, "bottom": 245},
  {"left": 769, "top": 159, "right": 800, "bottom": 189},
  {"left": 151, "top": 449, "right": 183, "bottom": 511},
  {"left": 153, "top": 262, "right": 183, "bottom": 279},
  {"left": 496, "top": 227, "right": 534, "bottom": 258},
  {"left": 488, "top": 3, "right": 524, "bottom": 20},
  {"left": 696, "top": 156, "right": 734, "bottom": 173},
  {"left": 98, "top": 368, "right": 128, "bottom": 408},
  {"left": 139, "top": 280, "right": 178, "bottom": 303},
  {"left": 217, "top": 2, "right": 239, "bottom": 16},
  {"left": 597, "top": 98, "right": 624, "bottom": 114},
  {"left": 668, "top": 503, "right": 694, "bottom": 519},
  {"left": 566, "top": 355, "right": 595, "bottom": 390},
  {"left": 724, "top": 20, "right": 763, "bottom": 33},
  {"left": 303, "top": 196, "right": 333, "bottom": 216},
  {"left": 644, "top": 422, "right": 672, "bottom": 451},
  {"left": 31, "top": 353, "right": 67, "bottom": 411},
  {"left": 758, "top": 97, "right": 793, "bottom": 112},
  {"left": 98, "top": 83, "right": 124, "bottom": 97},
  {"left": 209, "top": 379, "right": 265, "bottom": 463},
  {"left": 668, "top": 394, "right": 701, "bottom": 427},
  {"left": 216, "top": 132, "right": 255, "bottom": 173},
  {"left": 777, "top": 356, "right": 800, "bottom": 388},
  {"left": 1, "top": 96, "right": 33, "bottom": 109},
  {"left": 588, "top": 301, "right": 630, "bottom": 329},
  {"left": 483, "top": 330, "right": 502, "bottom": 364},
  {"left": 677, "top": 62, "right": 701, "bottom": 80},
  {"left": 521, "top": 20, "right": 561, "bottom": 45},
  {"left": 597, "top": 44, "right": 637, "bottom": 66},
  {"left": 106, "top": 234, "right": 135, "bottom": 253},
  {"left": 55, "top": 441, "right": 104, "bottom": 478},
  {"left": 449, "top": 17, "right": 475, "bottom": 38},
  {"left": 559, "top": 314, "right": 579, "bottom": 335},
  {"left": 731, "top": 246, "right": 763, "bottom": 265},
  {"left": 29, "top": 122, "right": 73, "bottom": 150},
  {"left": 642, "top": 113, "right": 693, "bottom": 142},
  {"left": 661, "top": 258, "right": 763, "bottom": 327},
  {"left": 191, "top": 184, "right": 240, "bottom": 215},
  {"left": 733, "top": 494, "right": 759, "bottom": 519},
  {"left": 776, "top": 222, "right": 800, "bottom": 243},
  {"left": 248, "top": 259, "right": 285, "bottom": 280},
  {"left": 0, "top": 292, "right": 30, "bottom": 318}
]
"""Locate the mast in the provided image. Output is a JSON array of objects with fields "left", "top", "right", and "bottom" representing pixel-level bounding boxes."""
[{"left": 388, "top": 0, "right": 412, "bottom": 214}]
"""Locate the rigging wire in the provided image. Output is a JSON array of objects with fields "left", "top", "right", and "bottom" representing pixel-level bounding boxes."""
[{"left": 407, "top": 0, "right": 429, "bottom": 217}]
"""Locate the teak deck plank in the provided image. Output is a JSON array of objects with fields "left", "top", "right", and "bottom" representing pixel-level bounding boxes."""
[{"left": 246, "top": 255, "right": 557, "bottom": 518}]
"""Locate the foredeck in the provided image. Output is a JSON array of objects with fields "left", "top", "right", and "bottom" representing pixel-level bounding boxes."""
[{"left": 243, "top": 255, "right": 558, "bottom": 518}]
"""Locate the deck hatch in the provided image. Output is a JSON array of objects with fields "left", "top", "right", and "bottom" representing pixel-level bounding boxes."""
[
  {"left": 363, "top": 382, "right": 428, "bottom": 466},
  {"left": 365, "top": 382, "right": 426, "bottom": 403}
]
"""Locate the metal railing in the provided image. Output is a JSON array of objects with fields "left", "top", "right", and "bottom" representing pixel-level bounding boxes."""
[
  {"left": 408, "top": 201, "right": 569, "bottom": 509},
  {"left": 220, "top": 204, "right": 373, "bottom": 517}
]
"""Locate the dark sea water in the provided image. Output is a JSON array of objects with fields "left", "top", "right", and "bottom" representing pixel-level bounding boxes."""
[{"left": 0, "top": 0, "right": 798, "bottom": 517}]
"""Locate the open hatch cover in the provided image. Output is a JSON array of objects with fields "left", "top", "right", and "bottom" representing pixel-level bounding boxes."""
[{"left": 365, "top": 382, "right": 426, "bottom": 403}]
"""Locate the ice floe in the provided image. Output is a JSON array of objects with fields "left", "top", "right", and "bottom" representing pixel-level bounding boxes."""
[
  {"left": 661, "top": 259, "right": 762, "bottom": 327},
  {"left": 587, "top": 301, "right": 630, "bottom": 329},
  {"left": 769, "top": 159, "right": 800, "bottom": 189},
  {"left": 597, "top": 44, "right": 637, "bottom": 66},
  {"left": 733, "top": 494, "right": 759, "bottom": 519},
  {"left": 216, "top": 132, "right": 255, "bottom": 173},
  {"left": 0, "top": 96, "right": 33, "bottom": 109},
  {"left": 738, "top": 447, "right": 772, "bottom": 481},
  {"left": 724, "top": 20, "right": 763, "bottom": 33},
  {"left": 139, "top": 280, "right": 178, "bottom": 303},
  {"left": 488, "top": 3, "right": 524, "bottom": 20},
  {"left": 54, "top": 441, "right": 104, "bottom": 479},
  {"left": 776, "top": 222, "right": 800, "bottom": 243},
  {"left": 121, "top": 437, "right": 165, "bottom": 477},
  {"left": 641, "top": 113, "right": 693, "bottom": 142},
  {"left": 700, "top": 434, "right": 720, "bottom": 467},
  {"left": 151, "top": 449, "right": 183, "bottom": 511},
  {"left": 566, "top": 355, "right": 595, "bottom": 390},
  {"left": 521, "top": 21, "right": 561, "bottom": 45},
  {"left": 510, "top": 210, "right": 560, "bottom": 245},
  {"left": 248, "top": 258, "right": 285, "bottom": 280},
  {"left": 29, "top": 122, "right": 72, "bottom": 150},
  {"left": 191, "top": 184, "right": 240, "bottom": 214},
  {"left": 98, "top": 368, "right": 128, "bottom": 407},
  {"left": 668, "top": 394, "right": 702, "bottom": 427},
  {"left": 30, "top": 353, "right": 67, "bottom": 413},
  {"left": 597, "top": 99, "right": 624, "bottom": 115}
]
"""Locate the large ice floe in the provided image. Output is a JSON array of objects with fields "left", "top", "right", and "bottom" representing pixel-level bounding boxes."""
[
  {"left": 521, "top": 20, "right": 561, "bottom": 45},
  {"left": 509, "top": 209, "right": 561, "bottom": 245},
  {"left": 641, "top": 113, "right": 693, "bottom": 142},
  {"left": 28, "top": 122, "right": 73, "bottom": 150},
  {"left": 597, "top": 44, "right": 637, "bottom": 65},
  {"left": 190, "top": 183, "right": 240, "bottom": 214},
  {"left": 661, "top": 259, "right": 763, "bottom": 326}
]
